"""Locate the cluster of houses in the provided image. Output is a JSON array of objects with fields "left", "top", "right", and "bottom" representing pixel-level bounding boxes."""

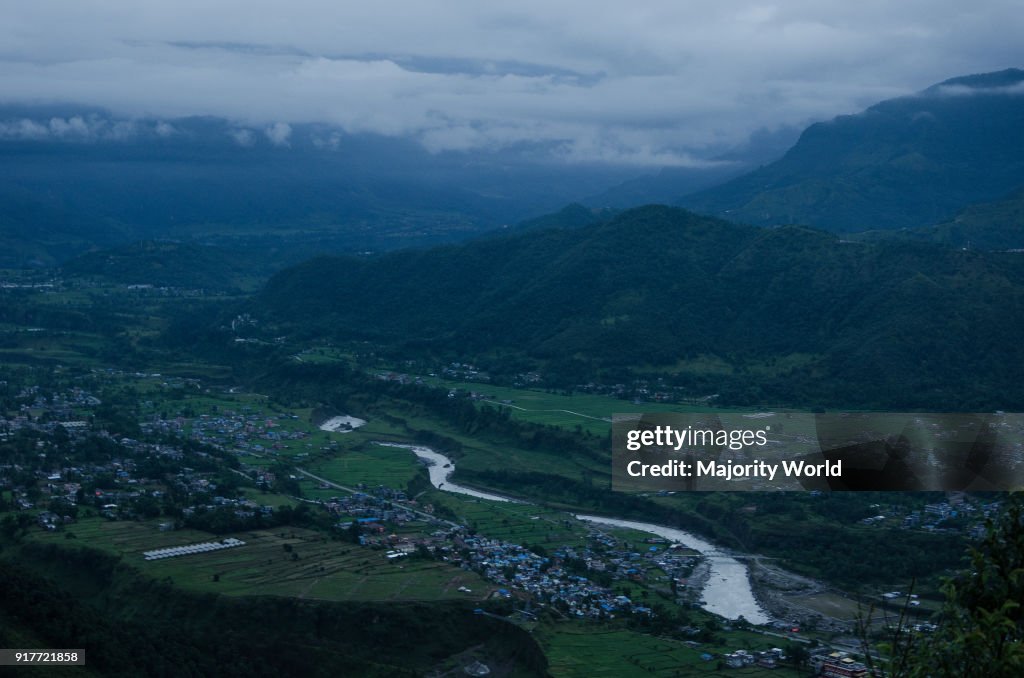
[
  {"left": 553, "top": 537, "right": 700, "bottom": 595},
  {"left": 143, "top": 408, "right": 310, "bottom": 455},
  {"left": 810, "top": 650, "right": 869, "bottom": 677},
  {"left": 181, "top": 495, "right": 276, "bottom": 522},
  {"left": 570, "top": 377, "right": 697, "bottom": 403},
  {"left": 13, "top": 385, "right": 102, "bottom": 414},
  {"left": 439, "top": 362, "right": 490, "bottom": 382},
  {"left": 2, "top": 382, "right": 109, "bottom": 445},
  {"left": 720, "top": 647, "right": 787, "bottom": 669},
  {"left": 856, "top": 495, "right": 1000, "bottom": 539},
  {"left": 34, "top": 510, "right": 70, "bottom": 530},
  {"left": 374, "top": 371, "right": 425, "bottom": 386},
  {"left": 1, "top": 406, "right": 281, "bottom": 528},
  {"left": 321, "top": 486, "right": 421, "bottom": 533},
  {"left": 443, "top": 533, "right": 654, "bottom": 619}
]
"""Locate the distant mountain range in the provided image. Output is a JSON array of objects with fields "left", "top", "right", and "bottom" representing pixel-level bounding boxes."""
[
  {"left": 679, "top": 68, "right": 1024, "bottom": 234},
  {"left": 6, "top": 68, "right": 1024, "bottom": 268},
  {"left": 259, "top": 205, "right": 1024, "bottom": 409},
  {"left": 0, "top": 108, "right": 645, "bottom": 267}
]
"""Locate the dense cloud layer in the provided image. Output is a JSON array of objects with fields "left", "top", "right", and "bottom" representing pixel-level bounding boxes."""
[{"left": 2, "top": 1, "right": 1022, "bottom": 164}]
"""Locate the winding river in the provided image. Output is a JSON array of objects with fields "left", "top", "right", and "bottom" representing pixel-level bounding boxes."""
[
  {"left": 378, "top": 441, "right": 771, "bottom": 623},
  {"left": 375, "top": 442, "right": 523, "bottom": 503},
  {"left": 573, "top": 515, "right": 770, "bottom": 624}
]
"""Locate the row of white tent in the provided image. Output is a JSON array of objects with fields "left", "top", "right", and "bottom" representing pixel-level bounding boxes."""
[{"left": 143, "top": 538, "right": 245, "bottom": 560}]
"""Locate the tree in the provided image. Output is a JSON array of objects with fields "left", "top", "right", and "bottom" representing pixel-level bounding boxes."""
[
  {"left": 345, "top": 520, "right": 361, "bottom": 544},
  {"left": 785, "top": 643, "right": 809, "bottom": 672},
  {"left": 890, "top": 494, "right": 1024, "bottom": 678}
]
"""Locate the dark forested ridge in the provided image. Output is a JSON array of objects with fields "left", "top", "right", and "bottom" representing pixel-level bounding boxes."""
[
  {"left": 259, "top": 205, "right": 1024, "bottom": 409},
  {"left": 679, "top": 69, "right": 1024, "bottom": 233}
]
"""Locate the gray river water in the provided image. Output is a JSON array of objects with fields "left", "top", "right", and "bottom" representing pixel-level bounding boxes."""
[{"left": 378, "top": 441, "right": 770, "bottom": 623}]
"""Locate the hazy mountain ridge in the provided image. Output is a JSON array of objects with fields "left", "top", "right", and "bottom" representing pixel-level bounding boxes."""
[
  {"left": 585, "top": 125, "right": 804, "bottom": 208},
  {"left": 0, "top": 108, "right": 644, "bottom": 267},
  {"left": 678, "top": 69, "right": 1024, "bottom": 233},
  {"left": 5, "top": 68, "right": 1023, "bottom": 267}
]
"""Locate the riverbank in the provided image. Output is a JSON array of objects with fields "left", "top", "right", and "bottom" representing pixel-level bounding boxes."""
[
  {"left": 377, "top": 440, "right": 841, "bottom": 627},
  {"left": 682, "top": 557, "right": 712, "bottom": 606},
  {"left": 745, "top": 556, "right": 856, "bottom": 635}
]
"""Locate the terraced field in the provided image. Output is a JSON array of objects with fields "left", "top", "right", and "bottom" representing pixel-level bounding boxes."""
[{"left": 35, "top": 518, "right": 490, "bottom": 602}]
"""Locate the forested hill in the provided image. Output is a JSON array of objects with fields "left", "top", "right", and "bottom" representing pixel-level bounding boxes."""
[
  {"left": 679, "top": 68, "right": 1024, "bottom": 233},
  {"left": 865, "top": 186, "right": 1024, "bottom": 251},
  {"left": 259, "top": 205, "right": 1024, "bottom": 409},
  {"left": 62, "top": 241, "right": 263, "bottom": 291}
]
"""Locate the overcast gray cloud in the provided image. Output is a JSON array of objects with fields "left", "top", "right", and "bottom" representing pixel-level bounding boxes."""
[{"left": 1, "top": 1, "right": 1022, "bottom": 164}]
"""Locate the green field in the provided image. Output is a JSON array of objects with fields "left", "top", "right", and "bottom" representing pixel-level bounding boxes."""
[
  {"left": 345, "top": 410, "right": 609, "bottom": 480},
  {"left": 538, "top": 625, "right": 803, "bottom": 677},
  {"left": 240, "top": 491, "right": 300, "bottom": 508},
  {"left": 35, "top": 519, "right": 490, "bottom": 603},
  {"left": 304, "top": 442, "right": 424, "bottom": 488},
  {"left": 428, "top": 491, "right": 587, "bottom": 546},
  {"left": 419, "top": 378, "right": 741, "bottom": 436}
]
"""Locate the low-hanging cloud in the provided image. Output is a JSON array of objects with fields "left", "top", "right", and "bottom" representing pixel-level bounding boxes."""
[
  {"left": 154, "top": 121, "right": 177, "bottom": 137},
  {"left": 934, "top": 81, "right": 1024, "bottom": 97},
  {"left": 228, "top": 128, "right": 256, "bottom": 147},
  {"left": 0, "top": 1, "right": 1022, "bottom": 164},
  {"left": 0, "top": 114, "right": 139, "bottom": 141},
  {"left": 264, "top": 121, "right": 292, "bottom": 146}
]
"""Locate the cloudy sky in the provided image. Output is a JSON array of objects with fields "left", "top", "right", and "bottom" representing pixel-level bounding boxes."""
[{"left": 2, "top": 1, "right": 1022, "bottom": 165}]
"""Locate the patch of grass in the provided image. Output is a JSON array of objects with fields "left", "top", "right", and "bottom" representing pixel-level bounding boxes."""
[
  {"left": 537, "top": 624, "right": 803, "bottom": 677},
  {"left": 427, "top": 491, "right": 588, "bottom": 548},
  {"left": 304, "top": 443, "right": 424, "bottom": 489}
]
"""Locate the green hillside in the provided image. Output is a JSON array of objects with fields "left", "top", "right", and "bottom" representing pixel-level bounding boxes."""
[
  {"left": 258, "top": 205, "right": 1024, "bottom": 409},
  {"left": 868, "top": 185, "right": 1024, "bottom": 250}
]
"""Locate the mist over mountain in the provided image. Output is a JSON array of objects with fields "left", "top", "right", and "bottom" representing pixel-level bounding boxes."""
[
  {"left": 678, "top": 69, "right": 1024, "bottom": 233},
  {"left": 6, "top": 68, "right": 1023, "bottom": 269},
  {"left": 0, "top": 107, "right": 650, "bottom": 267},
  {"left": 585, "top": 124, "right": 804, "bottom": 208},
  {"left": 260, "top": 205, "right": 1024, "bottom": 409}
]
